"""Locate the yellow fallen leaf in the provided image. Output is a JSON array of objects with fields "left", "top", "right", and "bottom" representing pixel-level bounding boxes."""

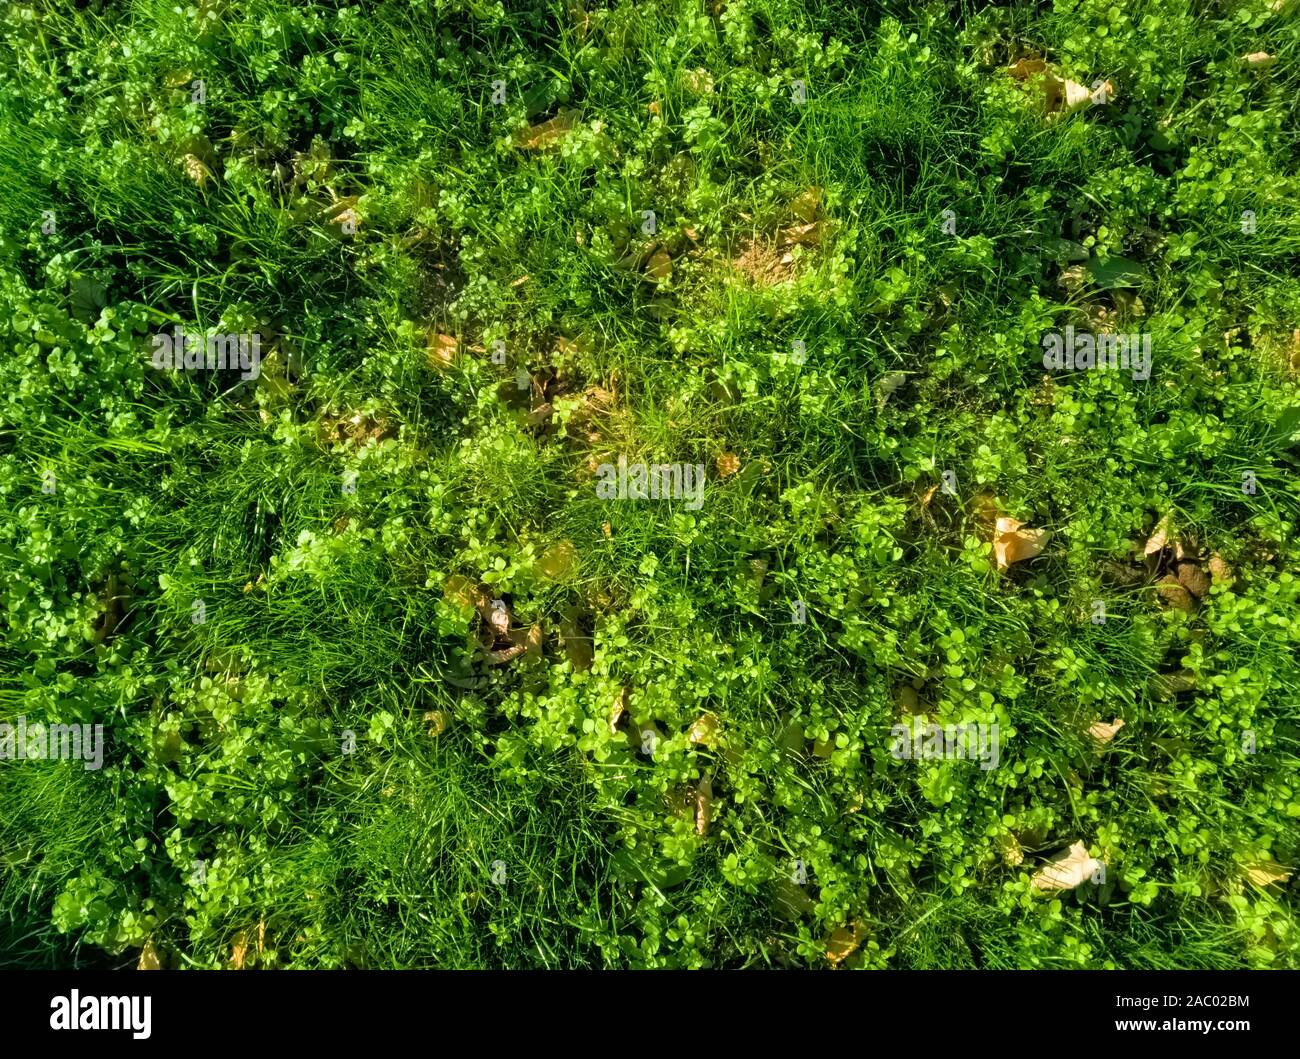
[
  {"left": 645, "top": 248, "right": 672, "bottom": 282},
  {"left": 1244, "top": 52, "right": 1276, "bottom": 67},
  {"left": 695, "top": 775, "right": 713, "bottom": 835},
  {"left": 1243, "top": 860, "right": 1292, "bottom": 888},
  {"left": 789, "top": 186, "right": 823, "bottom": 223},
  {"left": 778, "top": 221, "right": 821, "bottom": 247},
  {"left": 137, "top": 938, "right": 162, "bottom": 970},
  {"left": 181, "top": 154, "right": 213, "bottom": 189},
  {"left": 610, "top": 687, "right": 630, "bottom": 734},
  {"left": 1144, "top": 514, "right": 1173, "bottom": 556},
  {"left": 688, "top": 712, "right": 720, "bottom": 748},
  {"left": 230, "top": 930, "right": 250, "bottom": 970},
  {"left": 1007, "top": 57, "right": 1048, "bottom": 80},
  {"left": 1088, "top": 718, "right": 1125, "bottom": 745},
  {"left": 1046, "top": 74, "right": 1096, "bottom": 114},
  {"left": 427, "top": 332, "right": 459, "bottom": 371},
  {"left": 443, "top": 574, "right": 485, "bottom": 610},
  {"left": 1008, "top": 60, "right": 1111, "bottom": 116},
  {"left": 423, "top": 709, "right": 452, "bottom": 737},
  {"left": 993, "top": 516, "right": 1049, "bottom": 570},
  {"left": 538, "top": 539, "right": 578, "bottom": 580},
  {"left": 1032, "top": 841, "right": 1103, "bottom": 892},
  {"left": 825, "top": 921, "right": 867, "bottom": 965}
]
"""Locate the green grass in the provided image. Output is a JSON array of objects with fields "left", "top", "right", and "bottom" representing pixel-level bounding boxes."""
[{"left": 1, "top": 0, "right": 1298, "bottom": 969}]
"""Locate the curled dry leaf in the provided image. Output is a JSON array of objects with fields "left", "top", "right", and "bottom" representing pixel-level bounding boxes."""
[
  {"left": 1243, "top": 52, "right": 1276, "bottom": 67},
  {"left": 1031, "top": 841, "right": 1102, "bottom": 892},
  {"left": 694, "top": 775, "right": 713, "bottom": 836},
  {"left": 423, "top": 709, "right": 452, "bottom": 737},
  {"left": 1088, "top": 718, "right": 1125, "bottom": 745},
  {"left": 610, "top": 687, "right": 630, "bottom": 734},
  {"left": 1155, "top": 575, "right": 1194, "bottom": 612},
  {"left": 485, "top": 597, "right": 511, "bottom": 638},
  {"left": 230, "top": 930, "right": 250, "bottom": 970},
  {"left": 1145, "top": 514, "right": 1173, "bottom": 556},
  {"left": 993, "top": 517, "right": 1050, "bottom": 571},
  {"left": 778, "top": 221, "right": 821, "bottom": 248},
  {"left": 1008, "top": 60, "right": 1112, "bottom": 116},
  {"left": 488, "top": 623, "right": 543, "bottom": 666},
  {"left": 181, "top": 154, "right": 214, "bottom": 189},
  {"left": 1176, "top": 563, "right": 1210, "bottom": 599},
  {"left": 1208, "top": 553, "right": 1234, "bottom": 584}
]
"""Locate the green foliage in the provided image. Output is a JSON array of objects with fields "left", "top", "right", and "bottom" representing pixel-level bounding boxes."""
[{"left": 1, "top": 0, "right": 1297, "bottom": 969}]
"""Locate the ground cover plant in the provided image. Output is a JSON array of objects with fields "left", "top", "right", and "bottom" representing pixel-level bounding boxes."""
[{"left": 1, "top": 0, "right": 1298, "bottom": 970}]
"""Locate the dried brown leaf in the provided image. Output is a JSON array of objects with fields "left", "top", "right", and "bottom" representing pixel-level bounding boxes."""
[
  {"left": 1208, "top": 553, "right": 1234, "bottom": 584},
  {"left": 1177, "top": 563, "right": 1211, "bottom": 599},
  {"left": 230, "top": 931, "right": 250, "bottom": 970},
  {"left": 1155, "top": 575, "right": 1194, "bottom": 611},
  {"left": 778, "top": 221, "right": 821, "bottom": 247}
]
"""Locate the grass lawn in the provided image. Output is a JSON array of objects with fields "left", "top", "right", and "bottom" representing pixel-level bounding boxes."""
[{"left": 1, "top": 0, "right": 1298, "bottom": 969}]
